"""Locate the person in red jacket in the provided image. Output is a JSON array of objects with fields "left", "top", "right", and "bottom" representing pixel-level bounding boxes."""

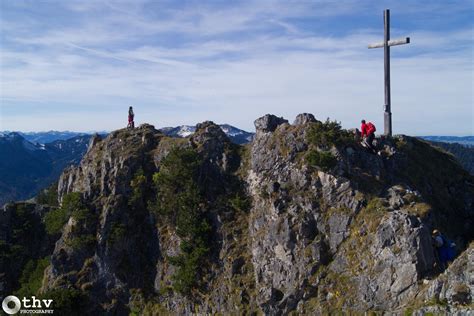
[{"left": 360, "top": 119, "right": 376, "bottom": 149}]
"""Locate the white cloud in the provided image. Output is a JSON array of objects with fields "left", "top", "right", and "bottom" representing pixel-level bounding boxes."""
[{"left": 0, "top": 0, "right": 472, "bottom": 135}]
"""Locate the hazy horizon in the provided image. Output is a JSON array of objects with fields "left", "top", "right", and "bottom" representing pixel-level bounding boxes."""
[{"left": 1, "top": 123, "right": 473, "bottom": 137}]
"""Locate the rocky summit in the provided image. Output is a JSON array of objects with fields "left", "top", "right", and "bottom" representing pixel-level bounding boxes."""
[{"left": 1, "top": 114, "right": 473, "bottom": 315}]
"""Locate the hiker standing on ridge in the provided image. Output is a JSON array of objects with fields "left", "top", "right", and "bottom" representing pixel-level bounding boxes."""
[
  {"left": 360, "top": 119, "right": 376, "bottom": 150},
  {"left": 128, "top": 106, "right": 135, "bottom": 129}
]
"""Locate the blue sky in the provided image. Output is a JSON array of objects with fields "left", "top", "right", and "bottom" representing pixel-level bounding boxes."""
[{"left": 0, "top": 0, "right": 472, "bottom": 135}]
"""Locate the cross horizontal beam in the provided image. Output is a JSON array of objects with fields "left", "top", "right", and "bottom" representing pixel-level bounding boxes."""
[{"left": 368, "top": 37, "right": 410, "bottom": 49}]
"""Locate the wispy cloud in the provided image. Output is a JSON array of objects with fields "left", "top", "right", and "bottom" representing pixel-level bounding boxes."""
[{"left": 0, "top": 0, "right": 472, "bottom": 135}]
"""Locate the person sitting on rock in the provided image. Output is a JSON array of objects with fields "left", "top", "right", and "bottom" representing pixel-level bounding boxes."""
[
  {"left": 432, "top": 229, "right": 456, "bottom": 270},
  {"left": 360, "top": 120, "right": 376, "bottom": 150},
  {"left": 128, "top": 106, "right": 135, "bottom": 129}
]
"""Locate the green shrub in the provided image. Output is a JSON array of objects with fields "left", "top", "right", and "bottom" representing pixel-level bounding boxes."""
[
  {"left": 44, "top": 208, "right": 69, "bottom": 235},
  {"left": 108, "top": 223, "right": 127, "bottom": 244},
  {"left": 365, "top": 198, "right": 387, "bottom": 213},
  {"left": 44, "top": 193, "right": 97, "bottom": 250},
  {"left": 229, "top": 194, "right": 251, "bottom": 212},
  {"left": 61, "top": 192, "right": 84, "bottom": 213},
  {"left": 129, "top": 168, "right": 147, "bottom": 207},
  {"left": 15, "top": 257, "right": 50, "bottom": 297},
  {"left": 44, "top": 192, "right": 85, "bottom": 235},
  {"left": 151, "top": 148, "right": 201, "bottom": 216},
  {"left": 65, "top": 198, "right": 97, "bottom": 250},
  {"left": 168, "top": 237, "right": 210, "bottom": 294},
  {"left": 307, "top": 119, "right": 354, "bottom": 148},
  {"left": 71, "top": 208, "right": 96, "bottom": 227},
  {"left": 36, "top": 183, "right": 59, "bottom": 206},
  {"left": 151, "top": 147, "right": 211, "bottom": 294},
  {"left": 306, "top": 150, "right": 337, "bottom": 171}
]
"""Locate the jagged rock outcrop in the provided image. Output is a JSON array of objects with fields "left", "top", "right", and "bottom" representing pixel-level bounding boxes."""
[
  {"left": 293, "top": 113, "right": 317, "bottom": 126},
  {"left": 246, "top": 115, "right": 470, "bottom": 314},
  {"left": 45, "top": 125, "right": 163, "bottom": 314},
  {"left": 246, "top": 115, "right": 467, "bottom": 314},
  {"left": 248, "top": 119, "right": 352, "bottom": 314},
  {"left": 255, "top": 114, "right": 289, "bottom": 133},
  {"left": 58, "top": 124, "right": 159, "bottom": 200},
  {"left": 5, "top": 114, "right": 473, "bottom": 315}
]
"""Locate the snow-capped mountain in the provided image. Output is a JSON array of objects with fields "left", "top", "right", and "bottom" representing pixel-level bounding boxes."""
[
  {"left": 160, "top": 124, "right": 254, "bottom": 144},
  {"left": 160, "top": 125, "right": 197, "bottom": 138}
]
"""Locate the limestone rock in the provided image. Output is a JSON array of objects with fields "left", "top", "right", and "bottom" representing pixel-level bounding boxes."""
[
  {"left": 293, "top": 113, "right": 317, "bottom": 126},
  {"left": 254, "top": 114, "right": 289, "bottom": 133}
]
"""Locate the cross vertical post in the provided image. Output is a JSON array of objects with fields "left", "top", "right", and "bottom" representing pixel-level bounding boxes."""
[
  {"left": 384, "top": 9, "right": 391, "bottom": 137},
  {"left": 368, "top": 9, "right": 410, "bottom": 137}
]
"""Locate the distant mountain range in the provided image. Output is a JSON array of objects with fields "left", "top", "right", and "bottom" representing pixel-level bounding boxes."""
[
  {"left": 2, "top": 125, "right": 255, "bottom": 145},
  {"left": 0, "top": 133, "right": 91, "bottom": 206},
  {"left": 0, "top": 131, "right": 90, "bottom": 144},
  {"left": 420, "top": 136, "right": 474, "bottom": 147},
  {"left": 20, "top": 131, "right": 90, "bottom": 144}
]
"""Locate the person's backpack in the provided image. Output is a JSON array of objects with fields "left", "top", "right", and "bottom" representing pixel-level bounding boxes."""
[
  {"left": 367, "top": 122, "right": 376, "bottom": 133},
  {"left": 441, "top": 235, "right": 456, "bottom": 261}
]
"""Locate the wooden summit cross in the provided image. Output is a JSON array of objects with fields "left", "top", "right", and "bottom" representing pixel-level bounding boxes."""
[{"left": 368, "top": 9, "right": 410, "bottom": 137}]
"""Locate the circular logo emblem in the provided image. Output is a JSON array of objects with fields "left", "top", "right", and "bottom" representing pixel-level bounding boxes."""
[{"left": 2, "top": 296, "right": 21, "bottom": 315}]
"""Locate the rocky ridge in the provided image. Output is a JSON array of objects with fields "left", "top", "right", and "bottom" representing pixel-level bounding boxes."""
[{"left": 1, "top": 114, "right": 473, "bottom": 315}]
